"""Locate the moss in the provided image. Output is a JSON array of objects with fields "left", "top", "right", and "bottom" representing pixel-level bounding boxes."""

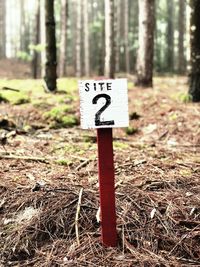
[
  {"left": 43, "top": 105, "right": 78, "bottom": 128},
  {"left": 55, "top": 159, "right": 72, "bottom": 166},
  {"left": 125, "top": 126, "right": 138, "bottom": 135},
  {"left": 113, "top": 141, "right": 129, "bottom": 150}
]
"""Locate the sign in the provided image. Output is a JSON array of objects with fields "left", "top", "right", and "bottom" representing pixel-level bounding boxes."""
[
  {"left": 79, "top": 78, "right": 129, "bottom": 129},
  {"left": 78, "top": 78, "right": 129, "bottom": 247}
]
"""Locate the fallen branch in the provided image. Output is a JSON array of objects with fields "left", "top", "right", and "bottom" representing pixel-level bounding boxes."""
[
  {"left": 0, "top": 153, "right": 48, "bottom": 163},
  {"left": 1, "top": 87, "right": 20, "bottom": 92},
  {"left": 75, "top": 188, "right": 83, "bottom": 246},
  {"left": 76, "top": 159, "right": 91, "bottom": 171}
]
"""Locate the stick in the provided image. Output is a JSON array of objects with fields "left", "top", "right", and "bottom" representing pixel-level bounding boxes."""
[
  {"left": 0, "top": 154, "right": 48, "bottom": 163},
  {"left": 76, "top": 159, "right": 91, "bottom": 171},
  {"left": 75, "top": 188, "right": 83, "bottom": 246},
  {"left": 1, "top": 87, "right": 20, "bottom": 92}
]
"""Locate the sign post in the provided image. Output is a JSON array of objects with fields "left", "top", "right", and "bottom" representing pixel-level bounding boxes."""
[{"left": 79, "top": 79, "right": 129, "bottom": 247}]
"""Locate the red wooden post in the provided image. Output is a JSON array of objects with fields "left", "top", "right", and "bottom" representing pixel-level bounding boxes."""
[{"left": 97, "top": 128, "right": 117, "bottom": 247}]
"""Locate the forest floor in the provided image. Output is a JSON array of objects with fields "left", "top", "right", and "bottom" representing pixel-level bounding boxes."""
[{"left": 0, "top": 72, "right": 200, "bottom": 266}]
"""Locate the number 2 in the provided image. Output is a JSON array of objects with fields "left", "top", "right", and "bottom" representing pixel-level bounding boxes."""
[{"left": 92, "top": 94, "right": 115, "bottom": 126}]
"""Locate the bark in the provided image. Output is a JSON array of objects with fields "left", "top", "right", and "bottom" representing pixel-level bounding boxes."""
[
  {"left": 32, "top": 1, "right": 40, "bottom": 79},
  {"left": 124, "top": 0, "right": 130, "bottom": 74},
  {"left": 178, "top": 0, "right": 186, "bottom": 74},
  {"left": 83, "top": 0, "right": 90, "bottom": 77},
  {"left": 44, "top": 0, "right": 57, "bottom": 92},
  {"left": 0, "top": 0, "right": 6, "bottom": 58},
  {"left": 59, "top": 0, "right": 68, "bottom": 77},
  {"left": 104, "top": 0, "right": 115, "bottom": 79},
  {"left": 40, "top": 0, "right": 46, "bottom": 78},
  {"left": 166, "top": 0, "right": 174, "bottom": 72},
  {"left": 135, "top": 0, "right": 155, "bottom": 87},
  {"left": 189, "top": 0, "right": 200, "bottom": 102},
  {"left": 76, "top": 0, "right": 81, "bottom": 77},
  {"left": 115, "top": 0, "right": 121, "bottom": 73}
]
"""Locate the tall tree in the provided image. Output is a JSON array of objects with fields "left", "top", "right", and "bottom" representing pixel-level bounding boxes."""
[
  {"left": 124, "top": 0, "right": 130, "bottom": 74},
  {"left": 189, "top": 0, "right": 200, "bottom": 102},
  {"left": 44, "top": 0, "right": 57, "bottom": 92},
  {"left": 178, "top": 0, "right": 186, "bottom": 74},
  {"left": 76, "top": 0, "right": 81, "bottom": 77},
  {"left": 166, "top": 0, "right": 174, "bottom": 72},
  {"left": 59, "top": 0, "right": 68, "bottom": 77},
  {"left": 135, "top": 0, "right": 155, "bottom": 87},
  {"left": 40, "top": 0, "right": 46, "bottom": 78},
  {"left": 115, "top": 0, "right": 121, "bottom": 73},
  {"left": 83, "top": 0, "right": 90, "bottom": 77},
  {"left": 0, "top": 0, "right": 6, "bottom": 58},
  {"left": 104, "top": 0, "right": 115, "bottom": 78},
  {"left": 32, "top": 0, "right": 40, "bottom": 79}
]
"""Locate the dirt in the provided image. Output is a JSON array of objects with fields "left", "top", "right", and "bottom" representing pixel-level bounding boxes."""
[{"left": 0, "top": 75, "right": 200, "bottom": 266}]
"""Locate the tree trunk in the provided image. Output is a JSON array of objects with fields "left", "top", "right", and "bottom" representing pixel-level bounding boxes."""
[
  {"left": 83, "top": 0, "right": 90, "bottom": 77},
  {"left": 0, "top": 0, "right": 6, "bottom": 58},
  {"left": 40, "top": 0, "right": 46, "bottom": 78},
  {"left": 59, "top": 0, "right": 68, "bottom": 77},
  {"left": 104, "top": 0, "right": 115, "bottom": 79},
  {"left": 115, "top": 0, "right": 121, "bottom": 73},
  {"left": 124, "top": 0, "right": 130, "bottom": 74},
  {"left": 189, "top": 0, "right": 200, "bottom": 102},
  {"left": 76, "top": 0, "right": 81, "bottom": 77},
  {"left": 135, "top": 0, "right": 155, "bottom": 87},
  {"left": 32, "top": 1, "right": 40, "bottom": 79},
  {"left": 44, "top": 0, "right": 57, "bottom": 92},
  {"left": 178, "top": 0, "right": 186, "bottom": 74},
  {"left": 166, "top": 0, "right": 174, "bottom": 72}
]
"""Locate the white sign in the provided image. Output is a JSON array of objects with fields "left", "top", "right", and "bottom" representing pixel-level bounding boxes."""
[{"left": 78, "top": 78, "right": 129, "bottom": 129}]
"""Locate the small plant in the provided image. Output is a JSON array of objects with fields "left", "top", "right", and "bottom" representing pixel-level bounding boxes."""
[
  {"left": 44, "top": 105, "right": 79, "bottom": 128},
  {"left": 177, "top": 93, "right": 192, "bottom": 103},
  {"left": 125, "top": 126, "right": 138, "bottom": 135}
]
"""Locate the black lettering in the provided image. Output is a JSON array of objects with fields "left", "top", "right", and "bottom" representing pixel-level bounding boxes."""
[
  {"left": 107, "top": 83, "right": 112, "bottom": 90},
  {"left": 85, "top": 83, "right": 90, "bottom": 92},
  {"left": 99, "top": 82, "right": 104, "bottom": 91}
]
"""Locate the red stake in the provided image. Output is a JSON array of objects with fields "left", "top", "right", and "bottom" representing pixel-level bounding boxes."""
[{"left": 97, "top": 128, "right": 117, "bottom": 247}]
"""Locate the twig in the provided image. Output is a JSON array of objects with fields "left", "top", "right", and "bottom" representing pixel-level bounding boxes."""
[
  {"left": 0, "top": 153, "right": 48, "bottom": 163},
  {"left": 76, "top": 159, "right": 91, "bottom": 171},
  {"left": 75, "top": 188, "right": 83, "bottom": 246},
  {"left": 1, "top": 86, "right": 20, "bottom": 92}
]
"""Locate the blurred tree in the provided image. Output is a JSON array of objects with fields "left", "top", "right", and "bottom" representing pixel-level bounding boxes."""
[
  {"left": 0, "top": 0, "right": 6, "bottom": 58},
  {"left": 104, "top": 0, "right": 115, "bottom": 78},
  {"left": 135, "top": 0, "right": 155, "bottom": 87},
  {"left": 76, "top": 0, "right": 81, "bottom": 77},
  {"left": 40, "top": 0, "right": 46, "bottom": 78},
  {"left": 189, "top": 0, "right": 200, "bottom": 102},
  {"left": 166, "top": 0, "right": 174, "bottom": 72},
  {"left": 32, "top": 0, "right": 40, "bottom": 79},
  {"left": 178, "top": 0, "right": 186, "bottom": 74},
  {"left": 115, "top": 0, "right": 120, "bottom": 73},
  {"left": 124, "top": 0, "right": 130, "bottom": 74},
  {"left": 44, "top": 0, "right": 57, "bottom": 92},
  {"left": 59, "top": 0, "right": 68, "bottom": 77},
  {"left": 83, "top": 0, "right": 90, "bottom": 77}
]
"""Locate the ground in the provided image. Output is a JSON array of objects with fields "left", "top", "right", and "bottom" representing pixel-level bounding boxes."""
[{"left": 0, "top": 64, "right": 200, "bottom": 266}]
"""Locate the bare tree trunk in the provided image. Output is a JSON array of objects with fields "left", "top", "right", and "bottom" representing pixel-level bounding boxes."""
[
  {"left": 32, "top": 1, "right": 40, "bottom": 79},
  {"left": 124, "top": 0, "right": 130, "bottom": 74},
  {"left": 76, "top": 0, "right": 81, "bottom": 77},
  {"left": 104, "top": 0, "right": 115, "bottom": 79},
  {"left": 40, "top": 0, "right": 46, "bottom": 78},
  {"left": 178, "top": 0, "right": 186, "bottom": 74},
  {"left": 83, "top": 0, "right": 90, "bottom": 77},
  {"left": 115, "top": 0, "right": 120, "bottom": 73},
  {"left": 44, "top": 0, "right": 57, "bottom": 92},
  {"left": 189, "top": 0, "right": 200, "bottom": 102},
  {"left": 59, "top": 0, "right": 68, "bottom": 77},
  {"left": 166, "top": 0, "right": 174, "bottom": 72},
  {"left": 0, "top": 0, "right": 6, "bottom": 58},
  {"left": 135, "top": 0, "right": 155, "bottom": 87}
]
